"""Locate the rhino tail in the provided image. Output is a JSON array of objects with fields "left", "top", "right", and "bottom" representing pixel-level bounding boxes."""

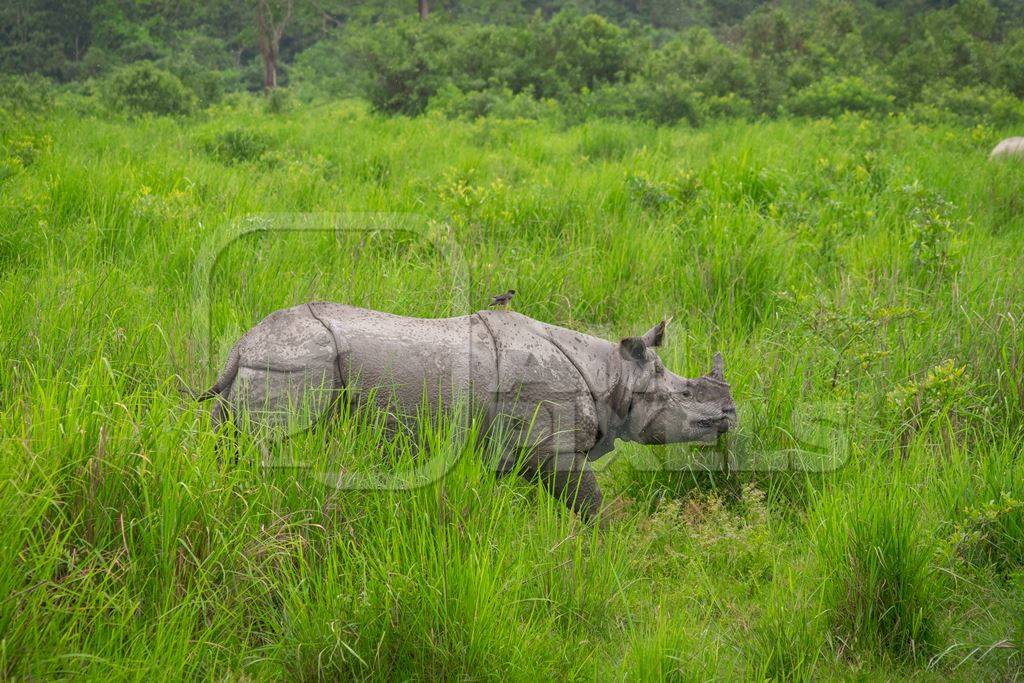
[{"left": 190, "top": 345, "right": 241, "bottom": 402}]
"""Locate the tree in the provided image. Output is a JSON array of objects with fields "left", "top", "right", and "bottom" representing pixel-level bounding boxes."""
[
  {"left": 418, "top": 0, "right": 429, "bottom": 21},
  {"left": 256, "top": 0, "right": 292, "bottom": 91}
]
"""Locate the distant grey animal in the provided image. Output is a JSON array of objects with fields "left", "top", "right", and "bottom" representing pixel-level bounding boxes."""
[
  {"left": 990, "top": 137, "right": 1024, "bottom": 159},
  {"left": 198, "top": 303, "right": 736, "bottom": 520},
  {"left": 489, "top": 289, "right": 516, "bottom": 309}
]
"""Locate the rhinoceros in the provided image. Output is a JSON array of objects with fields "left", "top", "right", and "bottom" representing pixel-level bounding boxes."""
[
  {"left": 198, "top": 303, "right": 736, "bottom": 520},
  {"left": 990, "top": 137, "right": 1024, "bottom": 159}
]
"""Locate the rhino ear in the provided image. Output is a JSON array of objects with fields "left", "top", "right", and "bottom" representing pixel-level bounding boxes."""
[
  {"left": 710, "top": 352, "right": 725, "bottom": 380},
  {"left": 640, "top": 320, "right": 668, "bottom": 348},
  {"left": 619, "top": 337, "right": 647, "bottom": 362}
]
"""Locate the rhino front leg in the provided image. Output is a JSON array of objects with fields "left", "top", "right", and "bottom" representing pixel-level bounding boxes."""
[{"left": 532, "top": 452, "right": 602, "bottom": 522}]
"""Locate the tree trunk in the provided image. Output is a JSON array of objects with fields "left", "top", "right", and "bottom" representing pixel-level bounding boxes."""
[
  {"left": 264, "top": 55, "right": 277, "bottom": 90},
  {"left": 418, "top": 0, "right": 429, "bottom": 20},
  {"left": 257, "top": 0, "right": 292, "bottom": 92}
]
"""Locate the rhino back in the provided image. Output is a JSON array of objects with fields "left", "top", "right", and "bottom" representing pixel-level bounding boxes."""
[
  {"left": 227, "top": 303, "right": 600, "bottom": 452},
  {"left": 991, "top": 137, "right": 1024, "bottom": 158},
  {"left": 309, "top": 303, "right": 497, "bottom": 420}
]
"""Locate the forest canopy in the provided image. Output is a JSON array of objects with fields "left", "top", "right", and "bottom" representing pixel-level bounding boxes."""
[{"left": 3, "top": 0, "right": 1023, "bottom": 125}]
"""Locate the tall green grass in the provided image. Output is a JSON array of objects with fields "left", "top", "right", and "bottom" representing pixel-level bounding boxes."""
[
  {"left": 1, "top": 98, "right": 1023, "bottom": 679},
  {"left": 812, "top": 465, "right": 943, "bottom": 661}
]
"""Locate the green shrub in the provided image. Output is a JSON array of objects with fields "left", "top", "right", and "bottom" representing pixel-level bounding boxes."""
[
  {"left": 563, "top": 83, "right": 634, "bottom": 122},
  {"left": 265, "top": 88, "right": 295, "bottom": 114},
  {"left": 159, "top": 34, "right": 242, "bottom": 107},
  {"left": 996, "top": 29, "right": 1024, "bottom": 97},
  {"left": 952, "top": 494, "right": 1024, "bottom": 574},
  {"left": 339, "top": 10, "right": 641, "bottom": 116},
  {"left": 428, "top": 85, "right": 556, "bottom": 121},
  {"left": 915, "top": 83, "right": 1024, "bottom": 127},
  {"left": 787, "top": 76, "right": 895, "bottom": 118},
  {"left": 345, "top": 20, "right": 454, "bottom": 115},
  {"left": 896, "top": 182, "right": 963, "bottom": 281},
  {"left": 941, "top": 444, "right": 1024, "bottom": 576},
  {"left": 202, "top": 128, "right": 272, "bottom": 164},
  {"left": 625, "top": 172, "right": 673, "bottom": 210},
  {"left": 541, "top": 11, "right": 639, "bottom": 97},
  {"left": 105, "top": 62, "right": 196, "bottom": 116},
  {"left": 703, "top": 92, "right": 753, "bottom": 119},
  {"left": 647, "top": 28, "right": 756, "bottom": 104},
  {"left": 574, "top": 77, "right": 706, "bottom": 127},
  {"left": 0, "top": 74, "right": 53, "bottom": 116},
  {"left": 630, "top": 76, "right": 705, "bottom": 126},
  {"left": 290, "top": 38, "right": 361, "bottom": 100}
]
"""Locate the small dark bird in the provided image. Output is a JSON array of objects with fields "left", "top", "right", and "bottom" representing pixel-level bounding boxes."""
[{"left": 489, "top": 289, "right": 516, "bottom": 310}]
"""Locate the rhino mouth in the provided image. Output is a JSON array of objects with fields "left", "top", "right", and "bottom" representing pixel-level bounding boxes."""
[{"left": 696, "top": 416, "right": 732, "bottom": 432}]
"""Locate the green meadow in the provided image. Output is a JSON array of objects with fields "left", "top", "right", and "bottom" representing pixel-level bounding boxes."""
[{"left": 2, "top": 99, "right": 1023, "bottom": 679}]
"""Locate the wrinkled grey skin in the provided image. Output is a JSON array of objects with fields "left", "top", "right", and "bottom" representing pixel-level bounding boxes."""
[
  {"left": 199, "top": 303, "right": 737, "bottom": 520},
  {"left": 990, "top": 137, "right": 1024, "bottom": 159}
]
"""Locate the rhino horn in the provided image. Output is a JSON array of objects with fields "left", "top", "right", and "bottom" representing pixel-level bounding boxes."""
[{"left": 710, "top": 352, "right": 725, "bottom": 380}]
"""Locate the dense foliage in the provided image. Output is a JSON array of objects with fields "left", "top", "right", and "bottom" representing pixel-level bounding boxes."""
[{"left": 2, "top": 0, "right": 1024, "bottom": 124}]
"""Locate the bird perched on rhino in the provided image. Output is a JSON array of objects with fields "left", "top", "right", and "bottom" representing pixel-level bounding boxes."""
[{"left": 489, "top": 289, "right": 516, "bottom": 310}]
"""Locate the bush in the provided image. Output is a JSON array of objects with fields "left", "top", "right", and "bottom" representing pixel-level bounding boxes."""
[
  {"left": 345, "top": 20, "right": 455, "bottom": 115},
  {"left": 428, "top": 85, "right": 556, "bottom": 121},
  {"left": 630, "top": 76, "right": 705, "bottom": 126},
  {"left": 914, "top": 83, "right": 1024, "bottom": 127},
  {"left": 290, "top": 38, "right": 361, "bottom": 100},
  {"left": 647, "top": 28, "right": 756, "bottom": 103},
  {"left": 995, "top": 29, "right": 1024, "bottom": 97},
  {"left": 574, "top": 77, "right": 706, "bottom": 127},
  {"left": 0, "top": 74, "right": 53, "bottom": 116},
  {"left": 340, "top": 11, "right": 642, "bottom": 116},
  {"left": 703, "top": 93, "right": 754, "bottom": 119},
  {"left": 265, "top": 88, "right": 295, "bottom": 114},
  {"left": 202, "top": 128, "right": 272, "bottom": 164},
  {"left": 563, "top": 83, "right": 635, "bottom": 122},
  {"left": 787, "top": 76, "right": 895, "bottom": 118},
  {"left": 105, "top": 62, "right": 196, "bottom": 116},
  {"left": 942, "top": 445, "right": 1024, "bottom": 576},
  {"left": 540, "top": 11, "right": 639, "bottom": 97},
  {"left": 626, "top": 172, "right": 674, "bottom": 210},
  {"left": 160, "top": 33, "right": 242, "bottom": 107}
]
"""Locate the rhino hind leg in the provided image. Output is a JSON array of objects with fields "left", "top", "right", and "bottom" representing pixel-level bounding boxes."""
[
  {"left": 524, "top": 452, "right": 602, "bottom": 522},
  {"left": 209, "top": 397, "right": 242, "bottom": 464}
]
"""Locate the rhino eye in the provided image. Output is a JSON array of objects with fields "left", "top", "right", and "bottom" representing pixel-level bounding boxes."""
[{"left": 681, "top": 389, "right": 692, "bottom": 398}]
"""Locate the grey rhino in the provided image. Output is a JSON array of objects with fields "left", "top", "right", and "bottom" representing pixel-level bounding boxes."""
[
  {"left": 199, "top": 303, "right": 737, "bottom": 520},
  {"left": 990, "top": 137, "right": 1024, "bottom": 159}
]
